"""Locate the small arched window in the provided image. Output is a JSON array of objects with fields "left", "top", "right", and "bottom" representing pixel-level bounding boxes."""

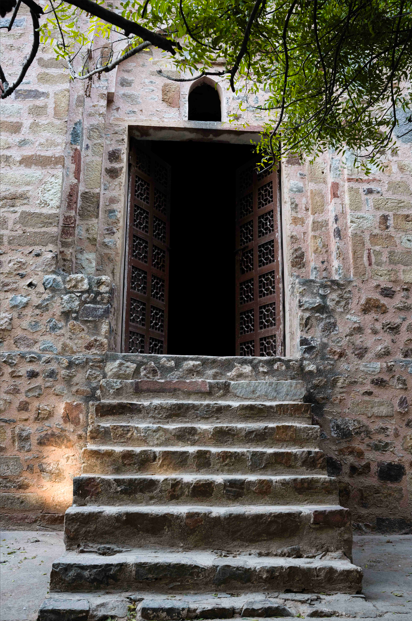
[{"left": 188, "top": 82, "right": 221, "bottom": 122}]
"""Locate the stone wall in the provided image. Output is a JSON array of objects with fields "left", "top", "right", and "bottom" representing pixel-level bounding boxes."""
[
  {"left": 291, "top": 279, "right": 412, "bottom": 531},
  {"left": 0, "top": 270, "right": 113, "bottom": 527},
  {"left": 281, "top": 136, "right": 412, "bottom": 531},
  {"left": 1, "top": 6, "right": 412, "bottom": 531}
]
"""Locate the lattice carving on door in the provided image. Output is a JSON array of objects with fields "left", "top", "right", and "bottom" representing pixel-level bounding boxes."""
[
  {"left": 129, "top": 330, "right": 145, "bottom": 353},
  {"left": 235, "top": 159, "right": 283, "bottom": 356},
  {"left": 130, "top": 298, "right": 146, "bottom": 327},
  {"left": 259, "top": 271, "right": 275, "bottom": 298},
  {"left": 131, "top": 266, "right": 147, "bottom": 294},
  {"left": 150, "top": 306, "right": 165, "bottom": 333},
  {"left": 151, "top": 275, "right": 165, "bottom": 302},
  {"left": 258, "top": 239, "right": 275, "bottom": 268},
  {"left": 240, "top": 340, "right": 255, "bottom": 356},
  {"left": 154, "top": 189, "right": 167, "bottom": 215},
  {"left": 259, "top": 302, "right": 276, "bottom": 330},
  {"left": 152, "top": 245, "right": 166, "bottom": 271},
  {"left": 258, "top": 181, "right": 273, "bottom": 209},
  {"left": 240, "top": 221, "right": 253, "bottom": 247},
  {"left": 132, "top": 235, "right": 149, "bottom": 263},
  {"left": 260, "top": 334, "right": 276, "bottom": 356},
  {"left": 240, "top": 248, "right": 254, "bottom": 274},
  {"left": 134, "top": 175, "right": 150, "bottom": 204},
  {"left": 149, "top": 336, "right": 163, "bottom": 354},
  {"left": 134, "top": 205, "right": 149, "bottom": 233},
  {"left": 258, "top": 210, "right": 274, "bottom": 238},
  {"left": 153, "top": 216, "right": 167, "bottom": 244},
  {"left": 125, "top": 141, "right": 170, "bottom": 353},
  {"left": 240, "top": 309, "right": 254, "bottom": 335},
  {"left": 239, "top": 193, "right": 253, "bottom": 219},
  {"left": 240, "top": 278, "right": 254, "bottom": 305}
]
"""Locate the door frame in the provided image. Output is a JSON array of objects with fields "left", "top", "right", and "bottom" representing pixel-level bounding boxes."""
[{"left": 119, "top": 124, "right": 286, "bottom": 355}]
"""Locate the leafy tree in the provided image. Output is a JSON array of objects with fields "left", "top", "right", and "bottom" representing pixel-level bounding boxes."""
[{"left": 2, "top": 0, "right": 412, "bottom": 170}]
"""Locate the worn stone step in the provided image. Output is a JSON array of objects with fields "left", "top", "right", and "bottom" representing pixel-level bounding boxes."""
[
  {"left": 88, "top": 422, "right": 320, "bottom": 449},
  {"left": 37, "top": 591, "right": 379, "bottom": 621},
  {"left": 37, "top": 598, "right": 89, "bottom": 621},
  {"left": 100, "top": 379, "right": 306, "bottom": 403},
  {"left": 137, "top": 592, "right": 378, "bottom": 620},
  {"left": 64, "top": 505, "right": 352, "bottom": 556},
  {"left": 73, "top": 474, "right": 339, "bottom": 507},
  {"left": 104, "top": 353, "right": 305, "bottom": 383},
  {"left": 82, "top": 447, "right": 327, "bottom": 476},
  {"left": 94, "top": 401, "right": 312, "bottom": 424},
  {"left": 50, "top": 550, "right": 362, "bottom": 594},
  {"left": 140, "top": 597, "right": 295, "bottom": 619}
]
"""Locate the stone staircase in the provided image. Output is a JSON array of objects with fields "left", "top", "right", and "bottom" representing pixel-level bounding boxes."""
[{"left": 38, "top": 355, "right": 362, "bottom": 620}]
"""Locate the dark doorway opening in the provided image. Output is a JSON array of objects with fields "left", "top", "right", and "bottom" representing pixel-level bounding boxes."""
[
  {"left": 188, "top": 83, "right": 221, "bottom": 122},
  {"left": 149, "top": 140, "right": 253, "bottom": 355}
]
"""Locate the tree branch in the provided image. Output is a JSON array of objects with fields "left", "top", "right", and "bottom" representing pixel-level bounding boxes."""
[
  {"left": 157, "top": 69, "right": 227, "bottom": 82},
  {"left": 179, "top": 0, "right": 212, "bottom": 48},
  {"left": 69, "top": 40, "right": 151, "bottom": 80},
  {"left": 0, "top": 6, "right": 40, "bottom": 98},
  {"left": 66, "top": 0, "right": 181, "bottom": 55},
  {"left": 230, "top": 0, "right": 266, "bottom": 92},
  {"left": 268, "top": 0, "right": 298, "bottom": 161}
]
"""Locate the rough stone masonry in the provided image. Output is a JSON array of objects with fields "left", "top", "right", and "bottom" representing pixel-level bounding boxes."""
[{"left": 0, "top": 1, "right": 412, "bottom": 539}]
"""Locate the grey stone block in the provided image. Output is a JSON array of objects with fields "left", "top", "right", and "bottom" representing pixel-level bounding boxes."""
[
  {"left": 9, "top": 294, "right": 30, "bottom": 309},
  {"left": 241, "top": 600, "right": 293, "bottom": 617},
  {"left": 230, "top": 381, "right": 305, "bottom": 401},
  {"left": 79, "top": 304, "right": 110, "bottom": 321},
  {"left": 61, "top": 294, "right": 80, "bottom": 313},
  {"left": 43, "top": 275, "right": 64, "bottom": 290},
  {"left": 38, "top": 598, "right": 89, "bottom": 621},
  {"left": 0, "top": 456, "right": 23, "bottom": 476},
  {"left": 141, "top": 601, "right": 188, "bottom": 620},
  {"left": 65, "top": 274, "right": 89, "bottom": 291},
  {"left": 105, "top": 360, "right": 137, "bottom": 379}
]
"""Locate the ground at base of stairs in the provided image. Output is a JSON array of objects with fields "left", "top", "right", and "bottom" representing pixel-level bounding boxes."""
[{"left": 1, "top": 532, "right": 411, "bottom": 621}]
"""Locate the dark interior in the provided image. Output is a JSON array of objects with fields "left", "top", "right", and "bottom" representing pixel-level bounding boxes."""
[
  {"left": 150, "top": 140, "right": 253, "bottom": 355},
  {"left": 188, "top": 84, "right": 222, "bottom": 122}
]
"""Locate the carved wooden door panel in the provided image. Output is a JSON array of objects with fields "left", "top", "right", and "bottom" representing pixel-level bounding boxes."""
[
  {"left": 124, "top": 141, "right": 170, "bottom": 354},
  {"left": 235, "top": 161, "right": 284, "bottom": 356}
]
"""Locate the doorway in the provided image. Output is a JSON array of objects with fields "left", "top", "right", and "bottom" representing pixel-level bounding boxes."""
[
  {"left": 124, "top": 137, "right": 283, "bottom": 356},
  {"left": 153, "top": 140, "right": 251, "bottom": 355}
]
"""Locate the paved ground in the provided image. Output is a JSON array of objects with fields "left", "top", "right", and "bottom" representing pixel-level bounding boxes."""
[
  {"left": 0, "top": 530, "right": 65, "bottom": 621},
  {"left": 0, "top": 531, "right": 411, "bottom": 620}
]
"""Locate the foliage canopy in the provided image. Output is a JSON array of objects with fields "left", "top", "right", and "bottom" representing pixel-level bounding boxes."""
[{"left": 2, "top": 0, "right": 412, "bottom": 170}]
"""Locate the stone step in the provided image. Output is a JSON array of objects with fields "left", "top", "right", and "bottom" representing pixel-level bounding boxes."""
[
  {"left": 82, "top": 447, "right": 327, "bottom": 476},
  {"left": 38, "top": 598, "right": 90, "bottom": 621},
  {"left": 94, "top": 401, "right": 312, "bottom": 424},
  {"left": 139, "top": 597, "right": 295, "bottom": 620},
  {"left": 88, "top": 422, "right": 320, "bottom": 449},
  {"left": 104, "top": 353, "right": 304, "bottom": 382},
  {"left": 50, "top": 550, "right": 362, "bottom": 594},
  {"left": 64, "top": 505, "right": 352, "bottom": 556},
  {"left": 37, "top": 591, "right": 378, "bottom": 621},
  {"left": 73, "top": 474, "right": 339, "bottom": 507},
  {"left": 100, "top": 379, "right": 306, "bottom": 403},
  {"left": 136, "top": 593, "right": 377, "bottom": 620}
]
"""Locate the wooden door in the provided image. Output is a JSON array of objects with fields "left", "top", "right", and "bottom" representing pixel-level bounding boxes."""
[
  {"left": 235, "top": 161, "right": 284, "bottom": 356},
  {"left": 124, "top": 141, "right": 170, "bottom": 354}
]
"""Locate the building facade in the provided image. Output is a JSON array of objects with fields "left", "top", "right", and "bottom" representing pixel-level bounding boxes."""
[{"left": 1, "top": 4, "right": 412, "bottom": 533}]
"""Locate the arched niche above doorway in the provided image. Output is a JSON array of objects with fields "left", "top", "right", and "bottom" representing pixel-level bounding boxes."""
[{"left": 188, "top": 78, "right": 222, "bottom": 122}]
